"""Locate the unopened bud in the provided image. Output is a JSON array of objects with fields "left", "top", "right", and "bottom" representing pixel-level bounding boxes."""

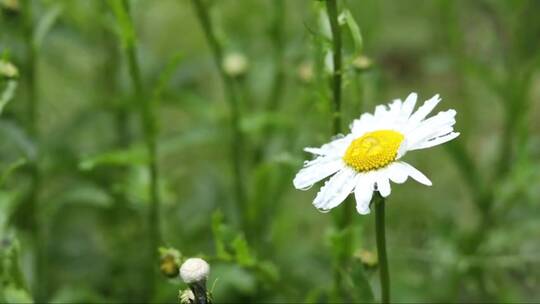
[
  {"left": 223, "top": 52, "right": 248, "bottom": 78},
  {"left": 0, "top": 60, "right": 19, "bottom": 80},
  {"left": 180, "top": 257, "right": 210, "bottom": 284},
  {"left": 159, "top": 247, "right": 182, "bottom": 278},
  {"left": 297, "top": 61, "right": 314, "bottom": 84},
  {"left": 352, "top": 55, "right": 373, "bottom": 71},
  {"left": 356, "top": 249, "right": 378, "bottom": 269},
  {"left": 1, "top": 0, "right": 19, "bottom": 14}
]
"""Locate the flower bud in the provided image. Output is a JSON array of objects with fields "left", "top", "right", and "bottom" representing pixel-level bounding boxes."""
[
  {"left": 159, "top": 247, "right": 182, "bottom": 278},
  {"left": 352, "top": 55, "right": 373, "bottom": 71},
  {"left": 1, "top": 0, "right": 19, "bottom": 15},
  {"left": 223, "top": 52, "right": 248, "bottom": 78},
  {"left": 297, "top": 61, "right": 314, "bottom": 84},
  {"left": 356, "top": 249, "right": 378, "bottom": 269},
  {"left": 0, "top": 60, "right": 19, "bottom": 80},
  {"left": 180, "top": 257, "right": 210, "bottom": 284}
]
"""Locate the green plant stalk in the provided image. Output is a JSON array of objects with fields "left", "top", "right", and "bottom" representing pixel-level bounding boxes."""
[
  {"left": 22, "top": 0, "right": 46, "bottom": 301},
  {"left": 440, "top": 2, "right": 537, "bottom": 298},
  {"left": 118, "top": 0, "right": 161, "bottom": 298},
  {"left": 265, "top": 0, "right": 285, "bottom": 113},
  {"left": 326, "top": 0, "right": 342, "bottom": 135},
  {"left": 374, "top": 193, "right": 390, "bottom": 303},
  {"left": 191, "top": 0, "right": 246, "bottom": 225},
  {"left": 252, "top": 0, "right": 286, "bottom": 164},
  {"left": 189, "top": 281, "right": 211, "bottom": 304},
  {"left": 100, "top": 0, "right": 130, "bottom": 149},
  {"left": 326, "top": 0, "right": 355, "bottom": 298}
]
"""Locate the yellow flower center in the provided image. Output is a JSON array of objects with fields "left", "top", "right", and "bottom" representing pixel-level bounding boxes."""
[{"left": 343, "top": 130, "right": 405, "bottom": 172}]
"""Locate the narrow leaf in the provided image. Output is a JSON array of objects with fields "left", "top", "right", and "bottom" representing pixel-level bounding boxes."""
[
  {"left": 33, "top": 5, "right": 62, "bottom": 49},
  {"left": 0, "top": 81, "right": 18, "bottom": 115}
]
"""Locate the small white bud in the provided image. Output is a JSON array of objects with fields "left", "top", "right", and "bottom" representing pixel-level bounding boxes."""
[
  {"left": 223, "top": 52, "right": 248, "bottom": 77},
  {"left": 180, "top": 258, "right": 210, "bottom": 284}
]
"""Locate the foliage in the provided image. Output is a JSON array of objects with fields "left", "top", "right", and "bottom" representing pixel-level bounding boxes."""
[{"left": 1, "top": 0, "right": 540, "bottom": 303}]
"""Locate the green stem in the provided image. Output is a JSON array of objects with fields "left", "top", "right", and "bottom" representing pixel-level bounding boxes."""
[
  {"left": 265, "top": 0, "right": 285, "bottom": 113},
  {"left": 326, "top": 0, "right": 355, "bottom": 298},
  {"left": 189, "top": 281, "right": 210, "bottom": 304},
  {"left": 326, "top": 0, "right": 342, "bottom": 135},
  {"left": 252, "top": 0, "right": 286, "bottom": 167},
  {"left": 98, "top": 2, "right": 130, "bottom": 148},
  {"left": 374, "top": 193, "right": 390, "bottom": 303},
  {"left": 117, "top": 0, "right": 161, "bottom": 298},
  {"left": 191, "top": 0, "right": 246, "bottom": 225},
  {"left": 22, "top": 1, "right": 46, "bottom": 301}
]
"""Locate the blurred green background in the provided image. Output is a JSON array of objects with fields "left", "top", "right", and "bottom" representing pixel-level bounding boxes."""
[{"left": 1, "top": 0, "right": 540, "bottom": 303}]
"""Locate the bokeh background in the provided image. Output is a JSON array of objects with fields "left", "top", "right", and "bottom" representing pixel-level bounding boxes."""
[{"left": 1, "top": 0, "right": 540, "bottom": 303}]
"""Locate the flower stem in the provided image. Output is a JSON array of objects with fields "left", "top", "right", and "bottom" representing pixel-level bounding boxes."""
[
  {"left": 374, "top": 193, "right": 390, "bottom": 303},
  {"left": 22, "top": 1, "right": 46, "bottom": 301},
  {"left": 116, "top": 0, "right": 161, "bottom": 298},
  {"left": 191, "top": 0, "right": 246, "bottom": 225},
  {"left": 326, "top": 0, "right": 355, "bottom": 299},
  {"left": 189, "top": 281, "right": 211, "bottom": 304},
  {"left": 326, "top": 0, "right": 342, "bottom": 135},
  {"left": 253, "top": 0, "right": 286, "bottom": 163},
  {"left": 265, "top": 0, "right": 286, "bottom": 113}
]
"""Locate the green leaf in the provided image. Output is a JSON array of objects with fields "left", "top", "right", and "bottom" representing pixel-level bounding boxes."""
[
  {"left": 151, "top": 52, "right": 183, "bottom": 103},
  {"left": 0, "top": 122, "right": 37, "bottom": 160},
  {"left": 339, "top": 9, "right": 363, "bottom": 55},
  {"left": 0, "top": 234, "right": 31, "bottom": 301},
  {"left": 78, "top": 146, "right": 148, "bottom": 171},
  {"left": 211, "top": 210, "right": 233, "bottom": 261},
  {"left": 255, "top": 260, "right": 279, "bottom": 283},
  {"left": 344, "top": 260, "right": 375, "bottom": 302},
  {"left": 108, "top": 0, "right": 136, "bottom": 50},
  {"left": 0, "top": 158, "right": 26, "bottom": 187},
  {"left": 329, "top": 224, "right": 354, "bottom": 264},
  {"left": 240, "top": 112, "right": 290, "bottom": 135},
  {"left": 33, "top": 5, "right": 62, "bottom": 49},
  {"left": 0, "top": 80, "right": 17, "bottom": 115},
  {"left": 232, "top": 234, "right": 255, "bottom": 267},
  {"left": 50, "top": 183, "right": 114, "bottom": 212},
  {"left": 2, "top": 285, "right": 33, "bottom": 304},
  {"left": 304, "top": 288, "right": 325, "bottom": 303}
]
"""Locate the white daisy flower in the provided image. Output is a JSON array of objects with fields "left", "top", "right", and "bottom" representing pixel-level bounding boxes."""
[{"left": 293, "top": 93, "right": 459, "bottom": 215}]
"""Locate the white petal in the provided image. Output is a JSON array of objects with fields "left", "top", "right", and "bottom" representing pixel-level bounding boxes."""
[
  {"left": 400, "top": 92, "right": 418, "bottom": 121},
  {"left": 388, "top": 99, "right": 402, "bottom": 119},
  {"left": 375, "top": 170, "right": 391, "bottom": 197},
  {"left": 351, "top": 113, "right": 375, "bottom": 135},
  {"left": 410, "top": 132, "right": 460, "bottom": 150},
  {"left": 354, "top": 174, "right": 375, "bottom": 214},
  {"left": 401, "top": 162, "right": 432, "bottom": 186},
  {"left": 374, "top": 104, "right": 389, "bottom": 120},
  {"left": 303, "top": 135, "right": 352, "bottom": 157},
  {"left": 405, "top": 109, "right": 457, "bottom": 147},
  {"left": 407, "top": 94, "right": 441, "bottom": 126},
  {"left": 293, "top": 158, "right": 344, "bottom": 190},
  {"left": 387, "top": 162, "right": 409, "bottom": 184},
  {"left": 313, "top": 167, "right": 357, "bottom": 211},
  {"left": 396, "top": 139, "right": 408, "bottom": 159}
]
